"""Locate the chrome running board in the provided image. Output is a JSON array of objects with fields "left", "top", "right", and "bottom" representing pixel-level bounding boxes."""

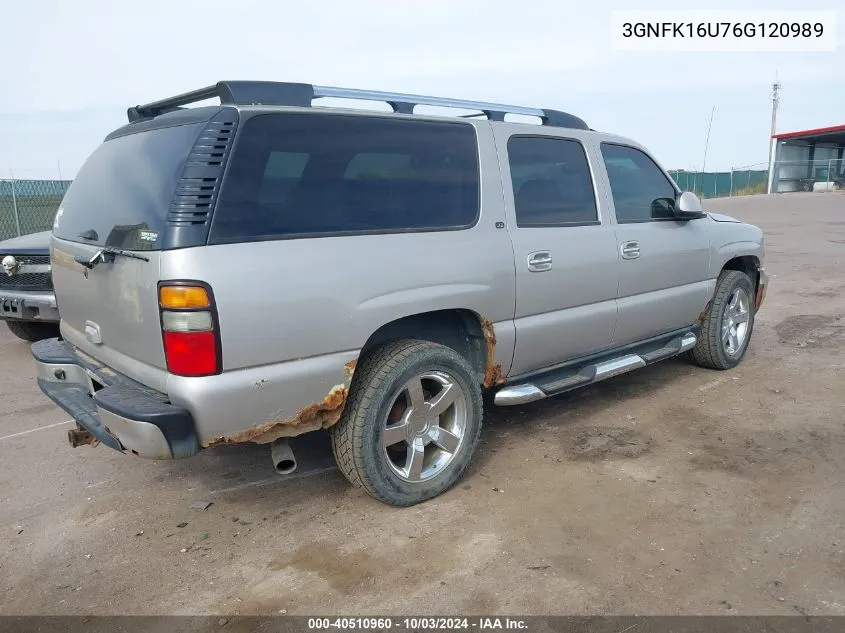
[{"left": 494, "top": 331, "right": 697, "bottom": 406}]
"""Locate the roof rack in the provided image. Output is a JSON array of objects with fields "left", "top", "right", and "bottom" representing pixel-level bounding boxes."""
[{"left": 127, "top": 81, "right": 589, "bottom": 130}]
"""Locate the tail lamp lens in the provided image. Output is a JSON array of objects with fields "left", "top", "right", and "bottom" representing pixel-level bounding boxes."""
[
  {"left": 162, "top": 330, "right": 218, "bottom": 376},
  {"left": 160, "top": 286, "right": 210, "bottom": 309},
  {"left": 161, "top": 310, "right": 213, "bottom": 333},
  {"left": 159, "top": 283, "right": 219, "bottom": 377}
]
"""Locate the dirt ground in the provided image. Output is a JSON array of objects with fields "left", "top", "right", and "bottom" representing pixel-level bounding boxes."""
[{"left": 1, "top": 192, "right": 844, "bottom": 616}]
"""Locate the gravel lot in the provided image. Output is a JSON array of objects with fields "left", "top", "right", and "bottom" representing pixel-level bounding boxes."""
[{"left": 2, "top": 192, "right": 844, "bottom": 616}]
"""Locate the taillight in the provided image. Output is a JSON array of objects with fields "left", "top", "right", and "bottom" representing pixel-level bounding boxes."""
[
  {"left": 159, "top": 282, "right": 220, "bottom": 377},
  {"left": 160, "top": 286, "right": 211, "bottom": 309}
]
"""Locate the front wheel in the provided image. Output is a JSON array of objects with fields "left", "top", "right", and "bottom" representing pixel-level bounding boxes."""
[
  {"left": 331, "top": 339, "right": 483, "bottom": 506},
  {"left": 690, "top": 269, "right": 756, "bottom": 370}
]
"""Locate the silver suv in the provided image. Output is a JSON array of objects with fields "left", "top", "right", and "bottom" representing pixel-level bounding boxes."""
[{"left": 32, "top": 81, "right": 767, "bottom": 506}]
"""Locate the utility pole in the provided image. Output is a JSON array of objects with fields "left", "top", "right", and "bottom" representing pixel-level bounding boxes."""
[{"left": 767, "top": 78, "right": 781, "bottom": 175}]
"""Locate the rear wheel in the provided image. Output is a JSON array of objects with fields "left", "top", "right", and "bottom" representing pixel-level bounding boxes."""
[
  {"left": 5, "top": 320, "right": 59, "bottom": 342},
  {"left": 690, "top": 269, "right": 755, "bottom": 370},
  {"left": 331, "top": 339, "right": 483, "bottom": 506}
]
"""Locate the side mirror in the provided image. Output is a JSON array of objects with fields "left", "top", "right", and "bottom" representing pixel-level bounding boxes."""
[{"left": 674, "top": 191, "right": 707, "bottom": 220}]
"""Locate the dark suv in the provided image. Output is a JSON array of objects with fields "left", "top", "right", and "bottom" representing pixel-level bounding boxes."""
[{"left": 1, "top": 230, "right": 60, "bottom": 341}]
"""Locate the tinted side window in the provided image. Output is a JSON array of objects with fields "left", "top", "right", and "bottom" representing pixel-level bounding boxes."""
[
  {"left": 507, "top": 136, "right": 597, "bottom": 227},
  {"left": 600, "top": 143, "right": 677, "bottom": 222},
  {"left": 210, "top": 114, "right": 479, "bottom": 242},
  {"left": 258, "top": 152, "right": 309, "bottom": 206},
  {"left": 54, "top": 122, "right": 203, "bottom": 248},
  {"left": 344, "top": 153, "right": 412, "bottom": 179}
]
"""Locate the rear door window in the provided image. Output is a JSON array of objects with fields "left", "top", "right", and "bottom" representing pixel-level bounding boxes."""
[
  {"left": 209, "top": 113, "right": 479, "bottom": 242},
  {"left": 53, "top": 123, "right": 204, "bottom": 248}
]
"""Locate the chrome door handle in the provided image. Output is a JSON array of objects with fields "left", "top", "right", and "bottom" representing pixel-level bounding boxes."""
[
  {"left": 527, "top": 251, "right": 553, "bottom": 272},
  {"left": 620, "top": 241, "right": 640, "bottom": 260}
]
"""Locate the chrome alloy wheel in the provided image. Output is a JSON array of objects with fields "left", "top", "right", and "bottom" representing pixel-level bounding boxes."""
[
  {"left": 722, "top": 287, "right": 751, "bottom": 356},
  {"left": 382, "top": 371, "right": 467, "bottom": 482}
]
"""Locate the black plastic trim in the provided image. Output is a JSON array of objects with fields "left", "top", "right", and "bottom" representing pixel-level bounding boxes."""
[
  {"left": 541, "top": 109, "right": 589, "bottom": 130},
  {"left": 94, "top": 386, "right": 198, "bottom": 458},
  {"left": 107, "top": 106, "right": 225, "bottom": 141},
  {"left": 616, "top": 218, "right": 694, "bottom": 225},
  {"left": 515, "top": 220, "right": 602, "bottom": 229},
  {"left": 37, "top": 378, "right": 123, "bottom": 452},
  {"left": 161, "top": 108, "right": 240, "bottom": 250},
  {"left": 206, "top": 224, "right": 480, "bottom": 245},
  {"left": 31, "top": 338, "right": 199, "bottom": 458},
  {"left": 127, "top": 81, "right": 314, "bottom": 122}
]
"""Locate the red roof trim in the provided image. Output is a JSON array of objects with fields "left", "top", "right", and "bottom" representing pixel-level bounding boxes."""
[{"left": 772, "top": 124, "right": 845, "bottom": 139}]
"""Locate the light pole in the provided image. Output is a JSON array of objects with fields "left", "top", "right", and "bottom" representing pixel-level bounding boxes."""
[{"left": 767, "top": 79, "right": 781, "bottom": 187}]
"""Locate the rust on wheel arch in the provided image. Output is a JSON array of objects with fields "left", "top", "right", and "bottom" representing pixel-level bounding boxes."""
[
  {"left": 204, "top": 359, "right": 358, "bottom": 447},
  {"left": 697, "top": 301, "right": 712, "bottom": 324},
  {"left": 480, "top": 316, "right": 505, "bottom": 388},
  {"left": 344, "top": 358, "right": 357, "bottom": 377}
]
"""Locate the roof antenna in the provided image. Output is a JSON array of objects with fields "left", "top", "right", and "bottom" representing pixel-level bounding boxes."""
[{"left": 700, "top": 105, "right": 716, "bottom": 195}]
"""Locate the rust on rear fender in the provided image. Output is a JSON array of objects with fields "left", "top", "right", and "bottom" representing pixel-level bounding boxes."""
[
  {"left": 204, "top": 315, "right": 502, "bottom": 448},
  {"left": 480, "top": 316, "right": 505, "bottom": 388},
  {"left": 204, "top": 360, "right": 357, "bottom": 447}
]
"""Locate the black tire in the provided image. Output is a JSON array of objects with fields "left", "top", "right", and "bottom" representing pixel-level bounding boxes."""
[
  {"left": 5, "top": 320, "right": 60, "bottom": 342},
  {"left": 690, "top": 269, "right": 756, "bottom": 370},
  {"left": 331, "top": 339, "right": 483, "bottom": 507}
]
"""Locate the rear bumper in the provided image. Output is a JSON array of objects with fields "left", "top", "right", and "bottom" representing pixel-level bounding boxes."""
[
  {"left": 32, "top": 338, "right": 199, "bottom": 459},
  {"left": 755, "top": 267, "right": 769, "bottom": 310},
  {"left": 0, "top": 289, "right": 59, "bottom": 322}
]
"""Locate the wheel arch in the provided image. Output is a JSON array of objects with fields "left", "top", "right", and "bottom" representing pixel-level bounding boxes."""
[
  {"left": 721, "top": 254, "right": 761, "bottom": 286},
  {"left": 358, "top": 309, "right": 504, "bottom": 389}
]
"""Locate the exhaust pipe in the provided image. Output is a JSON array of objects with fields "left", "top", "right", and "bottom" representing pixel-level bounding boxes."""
[{"left": 270, "top": 438, "right": 297, "bottom": 475}]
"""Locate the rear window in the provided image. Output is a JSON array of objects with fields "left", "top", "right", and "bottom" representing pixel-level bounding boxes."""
[
  {"left": 209, "top": 113, "right": 479, "bottom": 242},
  {"left": 53, "top": 123, "right": 203, "bottom": 248}
]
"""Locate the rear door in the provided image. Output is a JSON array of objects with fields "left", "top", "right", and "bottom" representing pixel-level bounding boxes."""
[
  {"left": 51, "top": 120, "right": 206, "bottom": 389},
  {"left": 598, "top": 142, "right": 712, "bottom": 345},
  {"left": 496, "top": 129, "right": 619, "bottom": 376}
]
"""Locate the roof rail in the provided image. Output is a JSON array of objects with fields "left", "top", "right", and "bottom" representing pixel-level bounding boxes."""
[{"left": 126, "top": 81, "right": 589, "bottom": 130}]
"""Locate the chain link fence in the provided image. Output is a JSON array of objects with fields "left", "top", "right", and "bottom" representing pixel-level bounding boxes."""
[
  {"left": 668, "top": 164, "right": 769, "bottom": 199},
  {"left": 0, "top": 179, "right": 72, "bottom": 241}
]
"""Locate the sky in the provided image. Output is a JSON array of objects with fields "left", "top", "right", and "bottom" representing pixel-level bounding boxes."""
[{"left": 2, "top": 0, "right": 843, "bottom": 179}]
